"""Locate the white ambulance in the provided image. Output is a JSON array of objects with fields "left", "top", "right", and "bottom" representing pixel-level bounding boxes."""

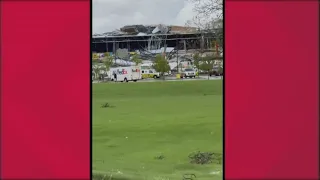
[{"left": 109, "top": 66, "right": 141, "bottom": 82}]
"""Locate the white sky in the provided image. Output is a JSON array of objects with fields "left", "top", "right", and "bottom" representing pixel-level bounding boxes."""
[{"left": 92, "top": 0, "right": 197, "bottom": 34}]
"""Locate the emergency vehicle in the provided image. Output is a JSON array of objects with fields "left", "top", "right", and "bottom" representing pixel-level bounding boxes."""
[{"left": 141, "top": 69, "right": 160, "bottom": 79}]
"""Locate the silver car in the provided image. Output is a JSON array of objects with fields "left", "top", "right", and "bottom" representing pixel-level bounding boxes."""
[{"left": 183, "top": 68, "right": 196, "bottom": 78}]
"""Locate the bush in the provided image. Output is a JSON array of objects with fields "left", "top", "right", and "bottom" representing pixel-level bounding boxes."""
[
  {"left": 100, "top": 103, "right": 114, "bottom": 108},
  {"left": 154, "top": 154, "right": 165, "bottom": 160},
  {"left": 188, "top": 151, "right": 222, "bottom": 165}
]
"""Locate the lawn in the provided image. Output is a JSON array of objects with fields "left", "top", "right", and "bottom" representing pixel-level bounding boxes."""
[{"left": 92, "top": 80, "right": 223, "bottom": 180}]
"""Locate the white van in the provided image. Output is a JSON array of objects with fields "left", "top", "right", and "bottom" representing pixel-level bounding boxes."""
[{"left": 109, "top": 66, "right": 141, "bottom": 82}]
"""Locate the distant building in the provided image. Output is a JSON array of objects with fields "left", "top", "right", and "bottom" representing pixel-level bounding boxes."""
[{"left": 92, "top": 24, "right": 221, "bottom": 53}]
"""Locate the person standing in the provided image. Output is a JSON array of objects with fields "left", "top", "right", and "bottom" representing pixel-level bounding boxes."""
[{"left": 113, "top": 72, "right": 117, "bottom": 82}]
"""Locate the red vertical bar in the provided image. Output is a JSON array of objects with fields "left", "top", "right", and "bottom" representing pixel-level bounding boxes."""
[
  {"left": 1, "top": 1, "right": 91, "bottom": 179},
  {"left": 225, "top": 1, "right": 319, "bottom": 179}
]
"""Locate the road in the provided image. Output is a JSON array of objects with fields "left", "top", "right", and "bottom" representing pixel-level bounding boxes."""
[
  {"left": 139, "top": 76, "right": 222, "bottom": 82},
  {"left": 92, "top": 76, "right": 222, "bottom": 83}
]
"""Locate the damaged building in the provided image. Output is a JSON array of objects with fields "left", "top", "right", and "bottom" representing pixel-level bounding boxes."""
[{"left": 92, "top": 24, "right": 221, "bottom": 54}]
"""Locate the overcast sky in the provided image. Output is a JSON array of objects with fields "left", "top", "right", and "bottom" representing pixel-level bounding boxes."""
[{"left": 92, "top": 0, "right": 197, "bottom": 34}]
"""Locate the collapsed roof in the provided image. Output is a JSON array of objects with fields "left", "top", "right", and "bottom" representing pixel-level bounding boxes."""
[{"left": 93, "top": 24, "right": 198, "bottom": 37}]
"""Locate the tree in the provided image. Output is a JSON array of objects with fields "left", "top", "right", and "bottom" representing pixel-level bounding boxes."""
[
  {"left": 215, "top": 58, "right": 223, "bottom": 78},
  {"left": 92, "top": 65, "right": 100, "bottom": 82},
  {"left": 100, "top": 56, "right": 113, "bottom": 81},
  {"left": 199, "top": 55, "right": 215, "bottom": 80},
  {"left": 153, "top": 55, "right": 170, "bottom": 80},
  {"left": 131, "top": 54, "right": 142, "bottom": 66},
  {"left": 190, "top": 0, "right": 222, "bottom": 21},
  {"left": 193, "top": 53, "right": 201, "bottom": 77},
  {"left": 92, "top": 59, "right": 99, "bottom": 64},
  {"left": 103, "top": 55, "right": 113, "bottom": 72},
  {"left": 186, "top": 0, "right": 223, "bottom": 54},
  {"left": 218, "top": 66, "right": 223, "bottom": 77}
]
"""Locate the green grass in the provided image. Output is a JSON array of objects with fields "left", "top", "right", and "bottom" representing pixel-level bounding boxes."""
[{"left": 93, "top": 80, "right": 223, "bottom": 180}]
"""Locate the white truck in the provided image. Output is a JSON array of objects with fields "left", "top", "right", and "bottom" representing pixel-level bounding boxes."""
[
  {"left": 181, "top": 68, "right": 196, "bottom": 78},
  {"left": 109, "top": 66, "right": 141, "bottom": 82}
]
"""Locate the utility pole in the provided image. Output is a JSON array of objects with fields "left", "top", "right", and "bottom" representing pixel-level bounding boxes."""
[
  {"left": 183, "top": 39, "right": 187, "bottom": 54},
  {"left": 127, "top": 39, "right": 130, "bottom": 52},
  {"left": 163, "top": 35, "right": 167, "bottom": 58},
  {"left": 176, "top": 39, "right": 179, "bottom": 73},
  {"left": 112, "top": 38, "right": 116, "bottom": 58},
  {"left": 105, "top": 39, "right": 108, "bottom": 53},
  {"left": 200, "top": 33, "right": 204, "bottom": 53}
]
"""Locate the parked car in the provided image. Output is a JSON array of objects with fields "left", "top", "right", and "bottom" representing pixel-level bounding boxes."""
[
  {"left": 209, "top": 66, "right": 223, "bottom": 76},
  {"left": 181, "top": 68, "right": 196, "bottom": 78}
]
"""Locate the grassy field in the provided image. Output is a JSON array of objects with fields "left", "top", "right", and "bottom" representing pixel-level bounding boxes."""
[{"left": 92, "top": 80, "right": 223, "bottom": 180}]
